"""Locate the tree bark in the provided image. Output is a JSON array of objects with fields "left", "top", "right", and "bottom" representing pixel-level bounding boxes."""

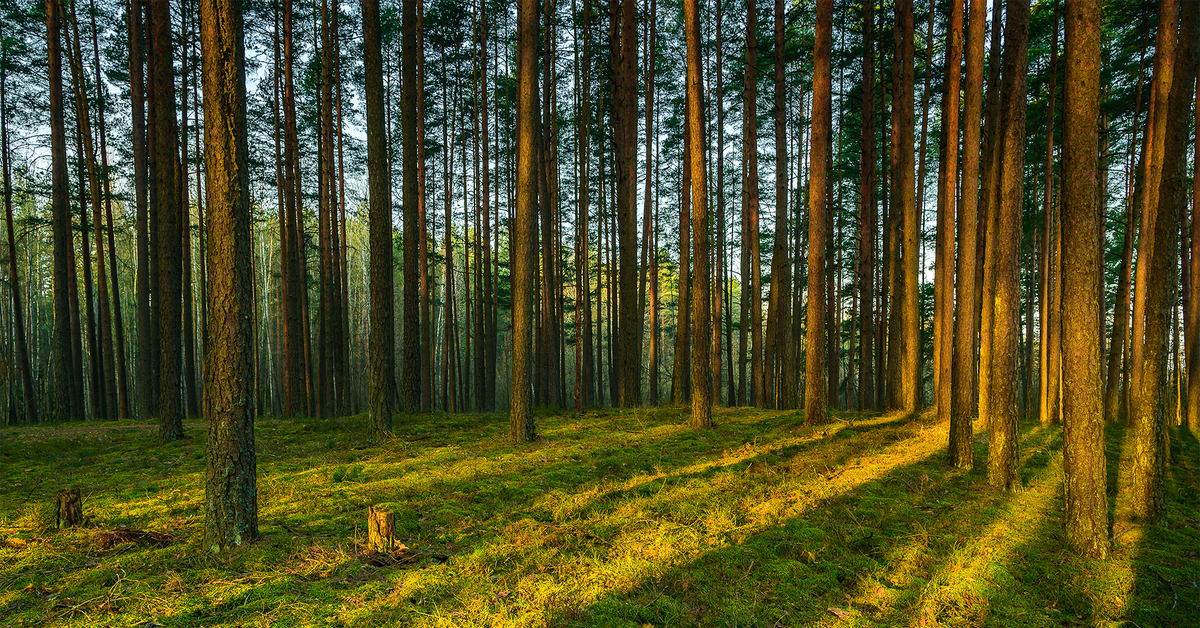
[
  {"left": 896, "top": 0, "right": 919, "bottom": 414},
  {"left": 935, "top": 0, "right": 962, "bottom": 427},
  {"left": 1040, "top": 0, "right": 1061, "bottom": 427},
  {"left": 48, "top": 0, "right": 81, "bottom": 423},
  {"left": 684, "top": 0, "right": 711, "bottom": 428},
  {"left": 987, "top": 0, "right": 1029, "bottom": 492},
  {"left": 744, "top": 0, "right": 763, "bottom": 408},
  {"left": 1060, "top": 0, "right": 1108, "bottom": 558},
  {"left": 951, "top": 0, "right": 985, "bottom": 468},
  {"left": 858, "top": 0, "right": 875, "bottom": 412},
  {"left": 765, "top": 0, "right": 794, "bottom": 410},
  {"left": 363, "top": 0, "right": 393, "bottom": 437},
  {"left": 511, "top": 0, "right": 537, "bottom": 441},
  {"left": 977, "top": 0, "right": 1003, "bottom": 430},
  {"left": 200, "top": 0, "right": 258, "bottom": 553},
  {"left": 804, "top": 0, "right": 833, "bottom": 426},
  {"left": 1131, "top": 0, "right": 1197, "bottom": 522},
  {"left": 130, "top": 0, "right": 152, "bottom": 421},
  {"left": 0, "top": 58, "right": 36, "bottom": 425}
]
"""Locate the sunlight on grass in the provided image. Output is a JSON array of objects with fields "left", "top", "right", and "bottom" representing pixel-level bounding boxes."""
[{"left": 0, "top": 409, "right": 1196, "bottom": 627}]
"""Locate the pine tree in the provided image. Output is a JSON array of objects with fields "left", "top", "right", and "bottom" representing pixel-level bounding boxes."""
[{"left": 200, "top": 0, "right": 257, "bottom": 552}]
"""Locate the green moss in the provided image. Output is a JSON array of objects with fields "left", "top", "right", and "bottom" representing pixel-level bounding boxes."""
[{"left": 0, "top": 410, "right": 1195, "bottom": 627}]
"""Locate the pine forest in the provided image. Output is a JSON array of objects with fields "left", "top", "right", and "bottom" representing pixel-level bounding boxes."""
[{"left": 0, "top": 0, "right": 1198, "bottom": 625}]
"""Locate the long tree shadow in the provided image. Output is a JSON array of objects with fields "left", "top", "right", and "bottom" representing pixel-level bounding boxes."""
[
  {"left": 539, "top": 422, "right": 1061, "bottom": 627},
  {"left": 1124, "top": 425, "right": 1200, "bottom": 627},
  {"left": 127, "top": 409, "right": 922, "bottom": 626}
]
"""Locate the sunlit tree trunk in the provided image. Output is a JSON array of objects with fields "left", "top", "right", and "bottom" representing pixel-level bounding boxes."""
[
  {"left": 684, "top": 0, "right": 711, "bottom": 428},
  {"left": 512, "top": 0, "right": 537, "bottom": 441},
  {"left": 1060, "top": 0, "right": 1108, "bottom": 559},
  {"left": 804, "top": 0, "right": 833, "bottom": 426},
  {"left": 935, "top": 0, "right": 962, "bottom": 428},
  {"left": 857, "top": 0, "right": 875, "bottom": 412},
  {"left": 987, "top": 0, "right": 1029, "bottom": 491},
  {"left": 896, "top": 0, "right": 919, "bottom": 414},
  {"left": 743, "top": 0, "right": 763, "bottom": 408},
  {"left": 200, "top": 0, "right": 257, "bottom": 552},
  {"left": 1131, "top": 0, "right": 1198, "bottom": 522},
  {"left": 977, "top": 0, "right": 1003, "bottom": 430},
  {"left": 950, "top": 0, "right": 984, "bottom": 467},
  {"left": 1040, "top": 0, "right": 1061, "bottom": 427},
  {"left": 1189, "top": 67, "right": 1200, "bottom": 432},
  {"left": 638, "top": 0, "right": 657, "bottom": 407}
]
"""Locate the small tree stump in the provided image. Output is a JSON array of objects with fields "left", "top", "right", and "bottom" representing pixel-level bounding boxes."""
[
  {"left": 55, "top": 488, "right": 82, "bottom": 529},
  {"left": 367, "top": 506, "right": 395, "bottom": 552}
]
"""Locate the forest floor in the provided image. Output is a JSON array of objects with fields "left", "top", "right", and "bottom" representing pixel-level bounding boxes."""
[{"left": 0, "top": 406, "right": 1197, "bottom": 627}]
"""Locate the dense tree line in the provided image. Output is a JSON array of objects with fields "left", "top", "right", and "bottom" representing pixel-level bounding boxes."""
[{"left": 0, "top": 0, "right": 1194, "bottom": 556}]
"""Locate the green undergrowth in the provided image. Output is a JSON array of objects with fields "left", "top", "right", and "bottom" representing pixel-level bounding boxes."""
[{"left": 0, "top": 407, "right": 1197, "bottom": 627}]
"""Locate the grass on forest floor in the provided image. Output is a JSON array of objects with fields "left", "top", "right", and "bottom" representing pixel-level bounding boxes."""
[{"left": 0, "top": 406, "right": 1197, "bottom": 627}]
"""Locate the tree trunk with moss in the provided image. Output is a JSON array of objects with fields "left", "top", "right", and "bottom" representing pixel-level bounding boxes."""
[
  {"left": 200, "top": 0, "right": 258, "bottom": 553},
  {"left": 987, "top": 0, "right": 1028, "bottom": 492},
  {"left": 1060, "top": 0, "right": 1108, "bottom": 558},
  {"left": 363, "top": 0, "right": 393, "bottom": 437},
  {"left": 1130, "top": 0, "right": 1197, "bottom": 522},
  {"left": 950, "top": 0, "right": 985, "bottom": 467}
]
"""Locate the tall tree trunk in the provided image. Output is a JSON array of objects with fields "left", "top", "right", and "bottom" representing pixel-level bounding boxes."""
[
  {"left": 977, "top": 0, "right": 1003, "bottom": 429},
  {"left": 418, "top": 2, "right": 431, "bottom": 412},
  {"left": 712, "top": 0, "right": 724, "bottom": 406},
  {"left": 1040, "top": 0, "right": 1061, "bottom": 427},
  {"left": 897, "top": 0, "right": 920, "bottom": 413},
  {"left": 987, "top": 0, "right": 1029, "bottom": 491},
  {"left": 401, "top": 0, "right": 420, "bottom": 412},
  {"left": 281, "top": 0, "right": 307, "bottom": 417},
  {"left": 858, "top": 0, "right": 875, "bottom": 412},
  {"left": 1108, "top": 28, "right": 1148, "bottom": 424},
  {"left": 317, "top": 0, "right": 336, "bottom": 417},
  {"left": 744, "top": 0, "right": 763, "bottom": 408},
  {"left": 638, "top": 0, "right": 656, "bottom": 407},
  {"left": 612, "top": 0, "right": 637, "bottom": 407},
  {"left": 1131, "top": 0, "right": 1197, "bottom": 522},
  {"left": 90, "top": 0, "right": 130, "bottom": 421},
  {"left": 804, "top": 0, "right": 833, "bottom": 426},
  {"left": 179, "top": 0, "right": 199, "bottom": 420},
  {"left": 130, "top": 0, "right": 152, "bottom": 421},
  {"left": 480, "top": 0, "right": 495, "bottom": 411},
  {"left": 200, "top": 0, "right": 258, "bottom": 553},
  {"left": 512, "top": 0, "right": 538, "bottom": 440},
  {"left": 951, "top": 0, "right": 985, "bottom": 467},
  {"left": 684, "top": 0, "right": 711, "bottom": 428},
  {"left": 364, "top": 0, "right": 393, "bottom": 437},
  {"left": 150, "top": 0, "right": 182, "bottom": 440},
  {"left": 1189, "top": 67, "right": 1200, "bottom": 432},
  {"left": 0, "top": 58, "right": 36, "bottom": 425},
  {"left": 765, "top": 0, "right": 794, "bottom": 410},
  {"left": 1060, "top": 0, "right": 1108, "bottom": 559},
  {"left": 671, "top": 103, "right": 692, "bottom": 406},
  {"left": 935, "top": 0, "right": 962, "bottom": 426},
  {"left": 66, "top": 3, "right": 114, "bottom": 421}
]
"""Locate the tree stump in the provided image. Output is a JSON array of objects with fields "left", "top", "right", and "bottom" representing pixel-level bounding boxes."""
[
  {"left": 367, "top": 506, "right": 395, "bottom": 552},
  {"left": 55, "top": 488, "right": 82, "bottom": 529}
]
